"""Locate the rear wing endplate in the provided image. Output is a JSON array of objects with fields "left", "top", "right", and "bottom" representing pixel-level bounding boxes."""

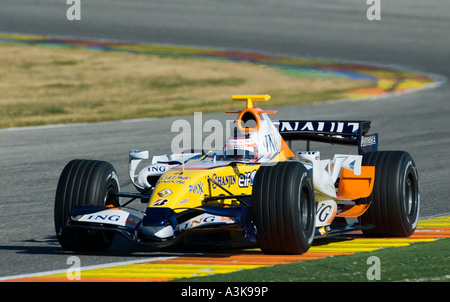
[{"left": 275, "top": 120, "right": 378, "bottom": 155}]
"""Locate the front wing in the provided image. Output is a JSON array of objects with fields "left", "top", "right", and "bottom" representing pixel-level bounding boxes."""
[{"left": 65, "top": 203, "right": 255, "bottom": 248}]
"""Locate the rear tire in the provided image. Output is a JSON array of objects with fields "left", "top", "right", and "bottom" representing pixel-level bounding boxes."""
[
  {"left": 359, "top": 151, "right": 420, "bottom": 237},
  {"left": 252, "top": 161, "right": 316, "bottom": 254},
  {"left": 54, "top": 159, "right": 120, "bottom": 251}
]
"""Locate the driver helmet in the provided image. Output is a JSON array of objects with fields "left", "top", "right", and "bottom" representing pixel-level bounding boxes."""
[{"left": 223, "top": 135, "right": 258, "bottom": 160}]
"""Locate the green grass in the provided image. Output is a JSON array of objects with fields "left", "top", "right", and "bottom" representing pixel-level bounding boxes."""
[{"left": 175, "top": 238, "right": 450, "bottom": 282}]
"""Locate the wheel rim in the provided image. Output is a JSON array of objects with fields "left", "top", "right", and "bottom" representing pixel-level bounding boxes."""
[
  {"left": 104, "top": 184, "right": 119, "bottom": 207},
  {"left": 299, "top": 186, "right": 312, "bottom": 230},
  {"left": 405, "top": 172, "right": 417, "bottom": 217}
]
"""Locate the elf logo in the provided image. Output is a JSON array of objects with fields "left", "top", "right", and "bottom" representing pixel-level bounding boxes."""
[{"left": 238, "top": 170, "right": 256, "bottom": 188}]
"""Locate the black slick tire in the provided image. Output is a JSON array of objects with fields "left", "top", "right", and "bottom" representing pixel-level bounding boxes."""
[
  {"left": 251, "top": 161, "right": 316, "bottom": 254},
  {"left": 54, "top": 159, "right": 120, "bottom": 252}
]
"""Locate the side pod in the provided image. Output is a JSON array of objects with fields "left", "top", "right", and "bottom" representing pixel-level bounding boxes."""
[{"left": 337, "top": 167, "right": 375, "bottom": 200}]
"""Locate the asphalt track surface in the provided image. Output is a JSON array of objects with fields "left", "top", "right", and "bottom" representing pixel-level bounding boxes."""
[{"left": 0, "top": 0, "right": 449, "bottom": 278}]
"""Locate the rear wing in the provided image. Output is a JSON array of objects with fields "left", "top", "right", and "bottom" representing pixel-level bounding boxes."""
[{"left": 274, "top": 120, "right": 378, "bottom": 155}]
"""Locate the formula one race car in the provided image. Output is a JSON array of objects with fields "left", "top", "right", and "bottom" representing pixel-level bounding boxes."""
[{"left": 54, "top": 95, "right": 420, "bottom": 254}]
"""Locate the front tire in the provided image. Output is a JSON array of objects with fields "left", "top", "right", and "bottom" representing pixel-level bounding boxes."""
[
  {"left": 359, "top": 151, "right": 420, "bottom": 237},
  {"left": 252, "top": 162, "right": 316, "bottom": 254},
  {"left": 54, "top": 159, "right": 120, "bottom": 251}
]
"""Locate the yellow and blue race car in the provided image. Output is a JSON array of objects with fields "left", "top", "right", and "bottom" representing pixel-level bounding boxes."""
[{"left": 54, "top": 95, "right": 420, "bottom": 254}]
